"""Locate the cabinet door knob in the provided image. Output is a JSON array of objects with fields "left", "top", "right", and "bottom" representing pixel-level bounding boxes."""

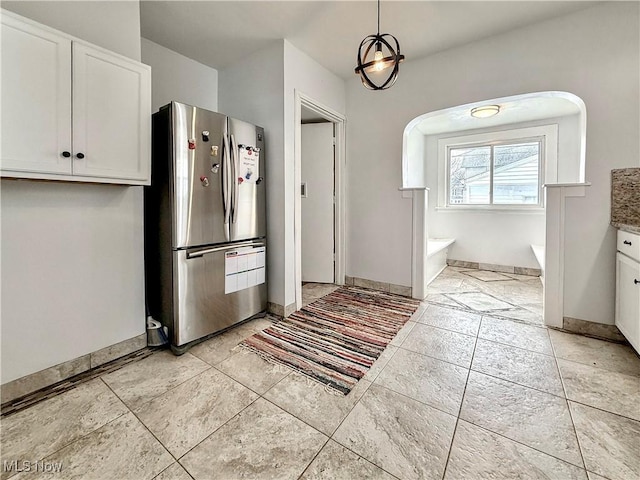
[
  {"left": 635, "top": 279, "right": 640, "bottom": 285},
  {"left": 76, "top": 153, "right": 85, "bottom": 159},
  {"left": 61, "top": 151, "right": 71, "bottom": 158},
  {"left": 624, "top": 240, "right": 632, "bottom": 246}
]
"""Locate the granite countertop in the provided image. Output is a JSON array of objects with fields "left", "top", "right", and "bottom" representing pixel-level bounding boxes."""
[
  {"left": 611, "top": 168, "right": 639, "bottom": 233},
  {"left": 611, "top": 222, "right": 640, "bottom": 235}
]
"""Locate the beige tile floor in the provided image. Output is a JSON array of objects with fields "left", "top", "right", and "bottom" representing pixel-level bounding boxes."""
[
  {"left": 2, "top": 268, "right": 639, "bottom": 480},
  {"left": 301, "top": 282, "right": 340, "bottom": 307}
]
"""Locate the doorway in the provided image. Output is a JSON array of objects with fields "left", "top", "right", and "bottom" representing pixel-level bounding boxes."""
[
  {"left": 294, "top": 91, "right": 346, "bottom": 311},
  {"left": 401, "top": 91, "right": 588, "bottom": 328},
  {"left": 301, "top": 121, "right": 335, "bottom": 283}
]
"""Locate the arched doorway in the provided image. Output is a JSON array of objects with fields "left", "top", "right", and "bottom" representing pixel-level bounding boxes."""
[{"left": 401, "top": 91, "right": 589, "bottom": 327}]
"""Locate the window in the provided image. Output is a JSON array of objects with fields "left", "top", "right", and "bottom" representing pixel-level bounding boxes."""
[
  {"left": 437, "top": 125, "right": 557, "bottom": 210},
  {"left": 448, "top": 140, "right": 542, "bottom": 206}
]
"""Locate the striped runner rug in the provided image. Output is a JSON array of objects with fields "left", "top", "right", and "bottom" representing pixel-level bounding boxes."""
[{"left": 240, "top": 286, "right": 421, "bottom": 394}]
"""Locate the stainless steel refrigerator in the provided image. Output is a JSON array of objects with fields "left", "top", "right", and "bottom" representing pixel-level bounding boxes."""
[{"left": 145, "top": 101, "right": 267, "bottom": 354}]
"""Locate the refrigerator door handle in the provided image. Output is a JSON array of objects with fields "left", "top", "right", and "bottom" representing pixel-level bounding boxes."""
[
  {"left": 186, "top": 241, "right": 266, "bottom": 259},
  {"left": 222, "top": 133, "right": 232, "bottom": 233},
  {"left": 230, "top": 134, "right": 239, "bottom": 224}
]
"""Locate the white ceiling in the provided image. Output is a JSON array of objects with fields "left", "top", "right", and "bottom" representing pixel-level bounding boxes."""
[
  {"left": 415, "top": 93, "right": 583, "bottom": 135},
  {"left": 140, "top": 1, "right": 598, "bottom": 80}
]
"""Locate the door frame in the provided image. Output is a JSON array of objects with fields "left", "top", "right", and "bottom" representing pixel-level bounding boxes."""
[{"left": 294, "top": 90, "right": 346, "bottom": 310}]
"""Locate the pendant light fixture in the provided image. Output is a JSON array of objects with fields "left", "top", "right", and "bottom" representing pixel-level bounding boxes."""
[{"left": 354, "top": 0, "right": 405, "bottom": 90}]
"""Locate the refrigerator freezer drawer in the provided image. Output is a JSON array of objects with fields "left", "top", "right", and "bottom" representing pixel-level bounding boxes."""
[{"left": 172, "top": 241, "right": 267, "bottom": 347}]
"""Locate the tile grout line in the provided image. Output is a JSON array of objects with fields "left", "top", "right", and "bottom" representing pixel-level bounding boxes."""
[
  {"left": 99, "top": 378, "right": 182, "bottom": 479},
  {"left": 552, "top": 353, "right": 640, "bottom": 379},
  {"left": 321, "top": 376, "right": 405, "bottom": 479},
  {"left": 258, "top": 380, "right": 371, "bottom": 439},
  {"left": 548, "top": 333, "right": 589, "bottom": 471},
  {"left": 174, "top": 394, "right": 261, "bottom": 466},
  {"left": 103, "top": 355, "right": 213, "bottom": 416},
  {"left": 393, "top": 342, "right": 475, "bottom": 371},
  {"left": 415, "top": 317, "right": 554, "bottom": 359},
  {"left": 294, "top": 436, "right": 333, "bottom": 480},
  {"left": 289, "top": 344, "right": 402, "bottom": 479},
  {"left": 166, "top": 311, "right": 346, "bottom": 476},
  {"left": 149, "top": 325, "right": 285, "bottom": 470},
  {"left": 2, "top": 380, "right": 132, "bottom": 478},
  {"left": 153, "top": 462, "right": 195, "bottom": 480},
  {"left": 424, "top": 297, "right": 545, "bottom": 326},
  {"left": 322, "top": 436, "right": 403, "bottom": 480},
  {"left": 440, "top": 326, "right": 480, "bottom": 480},
  {"left": 38, "top": 410, "right": 133, "bottom": 467},
  {"left": 100, "top": 339, "right": 273, "bottom": 472},
  {"left": 565, "top": 398, "right": 640, "bottom": 424},
  {"left": 367, "top": 377, "right": 461, "bottom": 421},
  {"left": 445, "top": 319, "right": 589, "bottom": 472},
  {"left": 165, "top": 290, "right": 410, "bottom": 476},
  {"left": 456, "top": 418, "right": 591, "bottom": 473},
  {"left": 212, "top": 360, "right": 293, "bottom": 398}
]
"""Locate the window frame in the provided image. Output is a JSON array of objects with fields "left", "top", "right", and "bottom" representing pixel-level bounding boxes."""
[
  {"left": 437, "top": 124, "right": 558, "bottom": 212},
  {"left": 446, "top": 137, "right": 544, "bottom": 207}
]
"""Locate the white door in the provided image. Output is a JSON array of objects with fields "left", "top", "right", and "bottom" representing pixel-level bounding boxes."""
[
  {"left": 72, "top": 42, "right": 151, "bottom": 181},
  {"left": 1, "top": 15, "right": 72, "bottom": 174},
  {"left": 301, "top": 123, "right": 334, "bottom": 283}
]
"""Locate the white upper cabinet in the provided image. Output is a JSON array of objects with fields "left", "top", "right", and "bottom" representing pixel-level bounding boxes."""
[
  {"left": 0, "top": 10, "right": 151, "bottom": 185},
  {"left": 1, "top": 14, "right": 72, "bottom": 175},
  {"left": 72, "top": 43, "right": 151, "bottom": 181}
]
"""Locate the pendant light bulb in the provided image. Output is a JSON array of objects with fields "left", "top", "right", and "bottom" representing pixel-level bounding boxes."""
[
  {"left": 373, "top": 43, "right": 384, "bottom": 71},
  {"left": 374, "top": 44, "right": 383, "bottom": 61}
]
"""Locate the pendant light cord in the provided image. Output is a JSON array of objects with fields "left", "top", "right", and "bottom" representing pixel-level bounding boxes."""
[{"left": 377, "top": 0, "right": 380, "bottom": 35}]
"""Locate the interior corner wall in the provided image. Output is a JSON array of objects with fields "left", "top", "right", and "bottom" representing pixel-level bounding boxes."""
[
  {"left": 0, "top": 1, "right": 145, "bottom": 384},
  {"left": 141, "top": 38, "right": 218, "bottom": 113},
  {"left": 283, "top": 40, "right": 346, "bottom": 306},
  {"left": 345, "top": 2, "right": 639, "bottom": 324},
  {"left": 218, "top": 41, "right": 286, "bottom": 307}
]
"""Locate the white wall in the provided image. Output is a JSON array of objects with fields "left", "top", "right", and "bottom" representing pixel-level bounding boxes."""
[
  {"left": 425, "top": 115, "right": 580, "bottom": 268},
  {"left": 219, "top": 40, "right": 346, "bottom": 310},
  {"left": 346, "top": 2, "right": 639, "bottom": 324},
  {"left": 219, "top": 41, "right": 286, "bottom": 307},
  {"left": 1, "top": 1, "right": 145, "bottom": 383},
  {"left": 284, "top": 40, "right": 346, "bottom": 307},
  {"left": 141, "top": 38, "right": 218, "bottom": 113},
  {"left": 1, "top": 1, "right": 141, "bottom": 60}
]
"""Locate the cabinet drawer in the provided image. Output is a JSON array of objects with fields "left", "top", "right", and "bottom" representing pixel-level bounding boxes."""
[{"left": 617, "top": 230, "right": 640, "bottom": 262}]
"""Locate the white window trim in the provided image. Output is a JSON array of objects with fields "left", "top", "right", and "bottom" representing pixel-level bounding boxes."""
[{"left": 437, "top": 124, "right": 558, "bottom": 211}]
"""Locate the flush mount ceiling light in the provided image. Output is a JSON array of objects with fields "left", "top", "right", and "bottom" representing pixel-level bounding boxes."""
[
  {"left": 354, "top": 0, "right": 405, "bottom": 90},
  {"left": 470, "top": 105, "right": 501, "bottom": 118}
]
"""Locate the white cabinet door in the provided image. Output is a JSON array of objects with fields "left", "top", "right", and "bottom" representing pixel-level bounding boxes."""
[
  {"left": 72, "top": 42, "right": 151, "bottom": 181},
  {"left": 1, "top": 14, "right": 72, "bottom": 174},
  {"left": 616, "top": 252, "right": 640, "bottom": 353}
]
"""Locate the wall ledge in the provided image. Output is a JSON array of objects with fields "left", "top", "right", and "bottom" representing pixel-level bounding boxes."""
[{"left": 543, "top": 182, "right": 592, "bottom": 188}]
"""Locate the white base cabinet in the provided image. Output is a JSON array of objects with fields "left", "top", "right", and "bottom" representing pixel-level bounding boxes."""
[
  {"left": 1, "top": 9, "right": 151, "bottom": 185},
  {"left": 615, "top": 231, "right": 640, "bottom": 353}
]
